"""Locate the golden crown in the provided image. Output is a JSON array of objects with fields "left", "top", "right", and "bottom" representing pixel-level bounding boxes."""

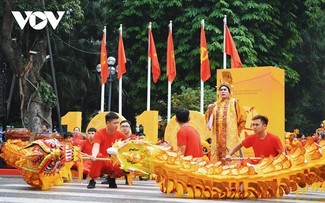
[{"left": 217, "top": 71, "right": 234, "bottom": 93}]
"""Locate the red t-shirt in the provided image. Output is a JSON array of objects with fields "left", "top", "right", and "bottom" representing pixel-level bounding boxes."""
[
  {"left": 72, "top": 134, "right": 85, "bottom": 146},
  {"left": 93, "top": 128, "right": 127, "bottom": 156},
  {"left": 177, "top": 126, "right": 204, "bottom": 158},
  {"left": 242, "top": 132, "right": 284, "bottom": 157},
  {"left": 79, "top": 139, "right": 93, "bottom": 155}
]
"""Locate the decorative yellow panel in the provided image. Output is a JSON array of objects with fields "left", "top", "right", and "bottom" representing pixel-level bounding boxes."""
[
  {"left": 61, "top": 111, "right": 82, "bottom": 132},
  {"left": 136, "top": 111, "right": 159, "bottom": 144},
  {"left": 216, "top": 67, "right": 285, "bottom": 157}
]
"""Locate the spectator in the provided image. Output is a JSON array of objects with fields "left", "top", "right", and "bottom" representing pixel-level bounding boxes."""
[{"left": 41, "top": 124, "right": 50, "bottom": 134}]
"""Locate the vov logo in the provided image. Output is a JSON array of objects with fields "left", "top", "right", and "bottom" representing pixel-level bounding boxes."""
[{"left": 12, "top": 11, "right": 65, "bottom": 30}]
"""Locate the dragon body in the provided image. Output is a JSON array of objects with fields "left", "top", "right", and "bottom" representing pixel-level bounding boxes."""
[
  {"left": 0, "top": 139, "right": 83, "bottom": 190},
  {"left": 110, "top": 138, "right": 325, "bottom": 199},
  {"left": 2, "top": 136, "right": 325, "bottom": 199}
]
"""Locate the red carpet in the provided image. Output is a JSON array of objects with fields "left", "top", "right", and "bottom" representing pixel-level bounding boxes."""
[{"left": 0, "top": 169, "right": 21, "bottom": 176}]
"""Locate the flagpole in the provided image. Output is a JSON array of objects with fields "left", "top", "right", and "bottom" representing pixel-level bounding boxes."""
[
  {"left": 223, "top": 15, "right": 227, "bottom": 69},
  {"left": 167, "top": 21, "right": 172, "bottom": 123},
  {"left": 168, "top": 82, "right": 171, "bottom": 122},
  {"left": 200, "top": 20, "right": 205, "bottom": 114},
  {"left": 118, "top": 24, "right": 123, "bottom": 115},
  {"left": 101, "top": 84, "right": 105, "bottom": 112},
  {"left": 147, "top": 22, "right": 152, "bottom": 111},
  {"left": 100, "top": 26, "right": 106, "bottom": 112}
]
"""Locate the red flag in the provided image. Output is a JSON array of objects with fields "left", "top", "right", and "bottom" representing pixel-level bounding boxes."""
[
  {"left": 166, "top": 29, "right": 176, "bottom": 83},
  {"left": 225, "top": 26, "right": 242, "bottom": 68},
  {"left": 100, "top": 31, "right": 109, "bottom": 84},
  {"left": 148, "top": 29, "right": 161, "bottom": 83},
  {"left": 200, "top": 24, "right": 210, "bottom": 82},
  {"left": 117, "top": 33, "right": 126, "bottom": 80}
]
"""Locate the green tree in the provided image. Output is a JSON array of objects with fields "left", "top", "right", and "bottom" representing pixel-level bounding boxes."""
[
  {"left": 172, "top": 85, "right": 216, "bottom": 112},
  {"left": 0, "top": 0, "right": 83, "bottom": 132},
  {"left": 2, "top": 0, "right": 324, "bottom": 134},
  {"left": 285, "top": 1, "right": 325, "bottom": 134},
  {"left": 90, "top": 0, "right": 314, "bottom": 120}
]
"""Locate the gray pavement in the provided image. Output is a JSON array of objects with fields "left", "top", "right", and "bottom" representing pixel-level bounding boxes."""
[{"left": 0, "top": 175, "right": 324, "bottom": 203}]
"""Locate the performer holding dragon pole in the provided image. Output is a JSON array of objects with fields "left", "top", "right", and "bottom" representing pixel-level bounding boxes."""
[
  {"left": 87, "top": 112, "right": 127, "bottom": 189},
  {"left": 225, "top": 114, "right": 284, "bottom": 164}
]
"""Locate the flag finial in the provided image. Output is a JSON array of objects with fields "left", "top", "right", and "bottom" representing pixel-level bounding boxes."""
[
  {"left": 223, "top": 15, "right": 227, "bottom": 24},
  {"left": 119, "top": 24, "right": 122, "bottom": 35}
]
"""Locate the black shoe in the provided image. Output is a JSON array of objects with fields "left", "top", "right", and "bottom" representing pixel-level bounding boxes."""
[
  {"left": 108, "top": 178, "right": 117, "bottom": 188},
  {"left": 87, "top": 179, "right": 96, "bottom": 189},
  {"left": 83, "top": 174, "right": 87, "bottom": 180}
]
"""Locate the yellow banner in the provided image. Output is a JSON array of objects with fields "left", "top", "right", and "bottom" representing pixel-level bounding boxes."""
[{"left": 217, "top": 66, "right": 285, "bottom": 157}]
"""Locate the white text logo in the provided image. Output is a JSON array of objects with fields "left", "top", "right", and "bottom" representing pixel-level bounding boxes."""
[{"left": 12, "top": 11, "right": 65, "bottom": 30}]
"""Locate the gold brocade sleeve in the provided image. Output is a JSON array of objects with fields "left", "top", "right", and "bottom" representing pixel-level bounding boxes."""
[{"left": 235, "top": 99, "right": 247, "bottom": 136}]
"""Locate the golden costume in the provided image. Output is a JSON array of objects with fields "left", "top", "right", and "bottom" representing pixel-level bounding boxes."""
[{"left": 206, "top": 97, "right": 246, "bottom": 161}]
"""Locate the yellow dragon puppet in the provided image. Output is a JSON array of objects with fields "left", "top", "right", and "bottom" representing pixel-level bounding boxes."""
[
  {"left": 0, "top": 138, "right": 83, "bottom": 190},
  {"left": 107, "top": 138, "right": 325, "bottom": 199},
  {"left": 2, "top": 135, "right": 325, "bottom": 199}
]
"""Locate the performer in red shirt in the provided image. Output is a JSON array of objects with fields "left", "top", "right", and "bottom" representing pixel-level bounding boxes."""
[
  {"left": 175, "top": 108, "right": 204, "bottom": 159},
  {"left": 119, "top": 120, "right": 137, "bottom": 140},
  {"left": 72, "top": 126, "right": 85, "bottom": 146},
  {"left": 102, "top": 120, "right": 136, "bottom": 185},
  {"left": 79, "top": 127, "right": 96, "bottom": 178},
  {"left": 87, "top": 112, "right": 127, "bottom": 189},
  {"left": 225, "top": 114, "right": 284, "bottom": 164}
]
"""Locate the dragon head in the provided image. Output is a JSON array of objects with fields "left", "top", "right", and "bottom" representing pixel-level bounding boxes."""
[{"left": 16, "top": 139, "right": 66, "bottom": 174}]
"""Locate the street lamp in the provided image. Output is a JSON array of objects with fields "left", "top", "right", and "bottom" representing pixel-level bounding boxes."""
[
  {"left": 96, "top": 56, "right": 117, "bottom": 112},
  {"left": 107, "top": 56, "right": 117, "bottom": 112}
]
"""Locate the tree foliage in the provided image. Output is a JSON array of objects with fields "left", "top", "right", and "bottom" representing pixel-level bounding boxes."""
[
  {"left": 89, "top": 0, "right": 323, "bottom": 133},
  {"left": 172, "top": 85, "right": 216, "bottom": 112},
  {"left": 285, "top": 0, "right": 325, "bottom": 134},
  {"left": 1, "top": 0, "right": 324, "bottom": 134}
]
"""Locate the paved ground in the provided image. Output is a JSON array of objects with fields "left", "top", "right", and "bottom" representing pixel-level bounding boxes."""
[{"left": 0, "top": 176, "right": 325, "bottom": 203}]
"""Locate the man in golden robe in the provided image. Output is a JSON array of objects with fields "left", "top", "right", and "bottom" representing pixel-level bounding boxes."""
[{"left": 206, "top": 82, "right": 247, "bottom": 162}]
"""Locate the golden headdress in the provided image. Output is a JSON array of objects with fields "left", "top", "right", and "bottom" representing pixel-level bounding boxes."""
[{"left": 217, "top": 71, "right": 234, "bottom": 94}]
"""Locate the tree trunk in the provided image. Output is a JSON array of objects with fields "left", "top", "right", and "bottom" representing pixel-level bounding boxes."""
[
  {"left": 1, "top": 0, "right": 53, "bottom": 133},
  {"left": 19, "top": 37, "right": 52, "bottom": 133}
]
